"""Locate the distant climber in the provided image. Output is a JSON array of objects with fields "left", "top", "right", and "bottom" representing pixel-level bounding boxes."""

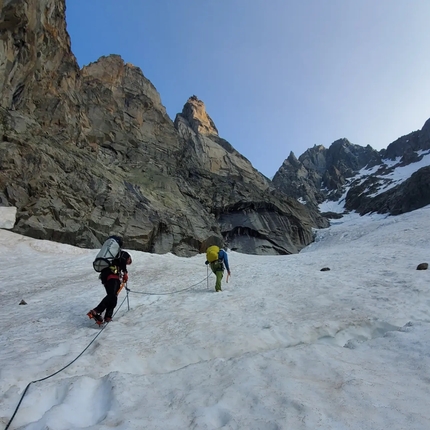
[{"left": 205, "top": 245, "right": 231, "bottom": 292}]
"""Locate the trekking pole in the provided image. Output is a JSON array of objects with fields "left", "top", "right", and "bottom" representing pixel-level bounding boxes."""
[
  {"left": 126, "top": 285, "right": 130, "bottom": 311},
  {"left": 207, "top": 264, "right": 209, "bottom": 290}
]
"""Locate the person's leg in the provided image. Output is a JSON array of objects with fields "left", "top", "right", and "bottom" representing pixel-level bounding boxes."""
[
  {"left": 215, "top": 270, "right": 223, "bottom": 291},
  {"left": 94, "top": 279, "right": 118, "bottom": 316},
  {"left": 210, "top": 261, "right": 224, "bottom": 292},
  {"left": 210, "top": 262, "right": 216, "bottom": 275},
  {"left": 103, "top": 279, "right": 120, "bottom": 320}
]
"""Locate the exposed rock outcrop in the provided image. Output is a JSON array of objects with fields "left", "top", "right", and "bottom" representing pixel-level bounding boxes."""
[
  {"left": 3, "top": 0, "right": 425, "bottom": 255},
  {"left": 0, "top": 0, "right": 326, "bottom": 256},
  {"left": 273, "top": 129, "right": 430, "bottom": 218},
  {"left": 0, "top": 0, "right": 83, "bottom": 135},
  {"left": 273, "top": 139, "right": 380, "bottom": 210},
  {"left": 174, "top": 96, "right": 327, "bottom": 254},
  {"left": 345, "top": 165, "right": 430, "bottom": 215},
  {"left": 381, "top": 119, "right": 430, "bottom": 160}
]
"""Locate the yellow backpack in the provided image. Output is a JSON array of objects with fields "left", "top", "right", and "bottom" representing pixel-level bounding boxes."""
[{"left": 206, "top": 245, "right": 220, "bottom": 263}]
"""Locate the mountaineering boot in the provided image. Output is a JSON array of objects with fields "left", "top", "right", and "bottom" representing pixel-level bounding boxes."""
[
  {"left": 104, "top": 317, "right": 112, "bottom": 323},
  {"left": 87, "top": 309, "right": 103, "bottom": 325}
]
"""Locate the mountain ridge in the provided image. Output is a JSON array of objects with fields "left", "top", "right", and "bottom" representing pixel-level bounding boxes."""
[
  {"left": 273, "top": 122, "right": 430, "bottom": 217},
  {"left": 0, "top": 0, "right": 325, "bottom": 256},
  {"left": 0, "top": 0, "right": 429, "bottom": 256}
]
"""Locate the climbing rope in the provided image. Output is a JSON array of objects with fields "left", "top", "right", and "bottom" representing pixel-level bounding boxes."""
[
  {"left": 4, "top": 294, "right": 128, "bottom": 430},
  {"left": 4, "top": 273, "right": 212, "bottom": 429},
  {"left": 126, "top": 274, "right": 210, "bottom": 296}
]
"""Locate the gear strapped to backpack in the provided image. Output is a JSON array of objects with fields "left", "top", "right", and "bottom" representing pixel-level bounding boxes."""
[
  {"left": 93, "top": 236, "right": 123, "bottom": 272},
  {"left": 206, "top": 245, "right": 220, "bottom": 263}
]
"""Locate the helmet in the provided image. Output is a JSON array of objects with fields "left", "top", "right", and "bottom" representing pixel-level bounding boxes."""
[{"left": 121, "top": 251, "right": 132, "bottom": 264}]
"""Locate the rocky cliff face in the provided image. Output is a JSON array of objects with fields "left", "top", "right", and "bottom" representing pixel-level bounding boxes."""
[
  {"left": 0, "top": 0, "right": 82, "bottom": 135},
  {"left": 3, "top": 0, "right": 425, "bottom": 255},
  {"left": 0, "top": 0, "right": 326, "bottom": 256},
  {"left": 273, "top": 140, "right": 381, "bottom": 209},
  {"left": 343, "top": 121, "right": 430, "bottom": 215},
  {"left": 273, "top": 127, "right": 430, "bottom": 217},
  {"left": 174, "top": 96, "right": 328, "bottom": 254}
]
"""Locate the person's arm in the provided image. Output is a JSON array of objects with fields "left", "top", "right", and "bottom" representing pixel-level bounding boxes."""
[
  {"left": 117, "top": 254, "right": 129, "bottom": 282},
  {"left": 221, "top": 250, "right": 231, "bottom": 274},
  {"left": 119, "top": 259, "right": 128, "bottom": 273}
]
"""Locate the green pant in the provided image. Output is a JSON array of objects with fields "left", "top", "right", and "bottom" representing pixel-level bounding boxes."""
[{"left": 210, "top": 261, "right": 224, "bottom": 291}]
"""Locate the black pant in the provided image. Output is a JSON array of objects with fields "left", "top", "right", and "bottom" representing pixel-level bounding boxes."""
[{"left": 94, "top": 278, "right": 120, "bottom": 319}]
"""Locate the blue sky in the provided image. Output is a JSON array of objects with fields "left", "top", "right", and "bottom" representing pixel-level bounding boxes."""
[{"left": 65, "top": 0, "right": 430, "bottom": 178}]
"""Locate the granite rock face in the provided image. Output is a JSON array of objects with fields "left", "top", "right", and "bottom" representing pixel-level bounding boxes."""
[
  {"left": 173, "top": 96, "right": 327, "bottom": 254},
  {"left": 0, "top": 0, "right": 82, "bottom": 135},
  {"left": 273, "top": 139, "right": 381, "bottom": 209},
  {"left": 0, "top": 0, "right": 326, "bottom": 256},
  {"left": 273, "top": 130, "right": 430, "bottom": 217},
  {"left": 4, "top": 0, "right": 424, "bottom": 256}
]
